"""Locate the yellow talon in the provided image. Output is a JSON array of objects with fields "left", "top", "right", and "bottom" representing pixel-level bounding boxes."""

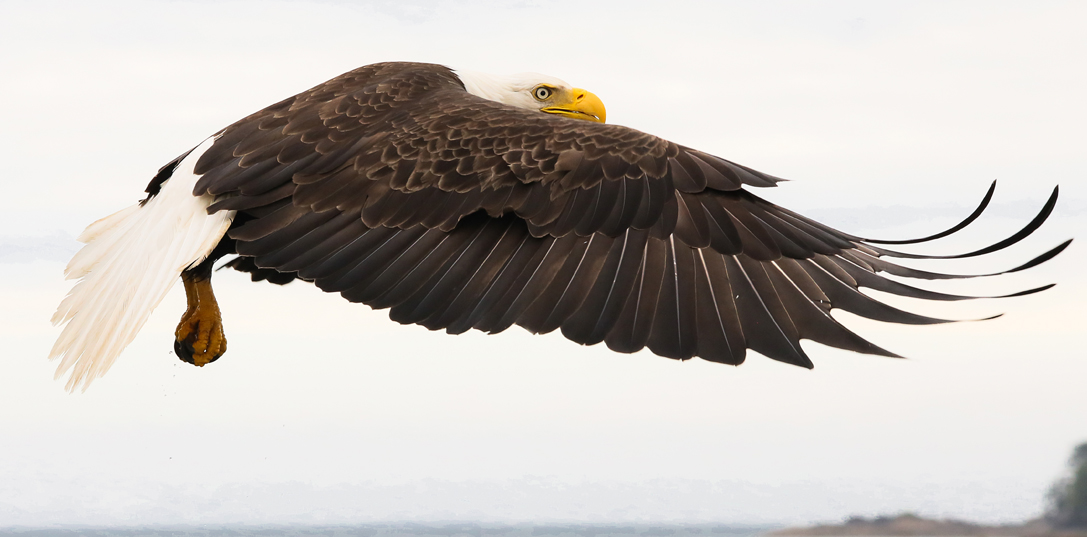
[{"left": 175, "top": 271, "right": 227, "bottom": 367}]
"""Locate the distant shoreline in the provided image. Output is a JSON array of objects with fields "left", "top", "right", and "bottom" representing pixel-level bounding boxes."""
[{"left": 767, "top": 514, "right": 1087, "bottom": 537}]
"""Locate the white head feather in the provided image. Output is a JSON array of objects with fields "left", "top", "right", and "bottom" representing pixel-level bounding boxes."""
[{"left": 454, "top": 70, "right": 573, "bottom": 110}]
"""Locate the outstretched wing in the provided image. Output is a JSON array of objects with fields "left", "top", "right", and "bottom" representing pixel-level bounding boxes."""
[{"left": 189, "top": 62, "right": 1067, "bottom": 367}]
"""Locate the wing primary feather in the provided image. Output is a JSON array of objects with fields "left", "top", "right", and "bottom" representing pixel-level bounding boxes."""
[
  {"left": 845, "top": 240, "right": 1070, "bottom": 280},
  {"left": 688, "top": 153, "right": 739, "bottom": 191},
  {"left": 387, "top": 219, "right": 493, "bottom": 324},
  {"left": 719, "top": 203, "right": 781, "bottom": 260},
  {"left": 669, "top": 153, "right": 708, "bottom": 192},
  {"left": 695, "top": 151, "right": 784, "bottom": 188},
  {"left": 647, "top": 237, "right": 682, "bottom": 358},
  {"left": 321, "top": 226, "right": 428, "bottom": 292},
  {"left": 436, "top": 219, "right": 529, "bottom": 333},
  {"left": 764, "top": 261, "right": 901, "bottom": 358},
  {"left": 369, "top": 232, "right": 463, "bottom": 310},
  {"left": 539, "top": 234, "right": 618, "bottom": 334},
  {"left": 774, "top": 258, "right": 831, "bottom": 308},
  {"left": 806, "top": 257, "right": 960, "bottom": 325},
  {"left": 764, "top": 205, "right": 858, "bottom": 250},
  {"left": 562, "top": 229, "right": 648, "bottom": 345},
  {"left": 740, "top": 202, "right": 815, "bottom": 258},
  {"left": 296, "top": 225, "right": 399, "bottom": 281},
  {"left": 863, "top": 181, "right": 997, "bottom": 245},
  {"left": 238, "top": 210, "right": 340, "bottom": 258},
  {"left": 726, "top": 256, "right": 812, "bottom": 368},
  {"left": 674, "top": 192, "right": 712, "bottom": 248},
  {"left": 341, "top": 226, "right": 450, "bottom": 304},
  {"left": 559, "top": 232, "right": 628, "bottom": 344},
  {"left": 750, "top": 205, "right": 837, "bottom": 256},
  {"left": 396, "top": 216, "right": 508, "bottom": 327},
  {"left": 482, "top": 236, "right": 570, "bottom": 333},
  {"left": 1005, "top": 238, "right": 1072, "bottom": 273},
  {"left": 867, "top": 186, "right": 1058, "bottom": 260},
  {"left": 604, "top": 237, "right": 667, "bottom": 354},
  {"left": 521, "top": 234, "right": 612, "bottom": 334},
  {"left": 646, "top": 237, "right": 698, "bottom": 359},
  {"left": 700, "top": 198, "right": 744, "bottom": 255},
  {"left": 276, "top": 215, "right": 369, "bottom": 273},
  {"left": 450, "top": 224, "right": 537, "bottom": 333},
  {"left": 830, "top": 254, "right": 1056, "bottom": 301},
  {"left": 693, "top": 250, "right": 742, "bottom": 364},
  {"left": 251, "top": 210, "right": 354, "bottom": 264}
]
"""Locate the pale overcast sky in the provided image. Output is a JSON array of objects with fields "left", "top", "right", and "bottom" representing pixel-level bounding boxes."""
[{"left": 1, "top": 0, "right": 1085, "bottom": 527}]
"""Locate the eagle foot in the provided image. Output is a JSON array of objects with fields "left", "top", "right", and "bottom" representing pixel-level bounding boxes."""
[
  {"left": 175, "top": 309, "right": 226, "bottom": 366},
  {"left": 175, "top": 271, "right": 227, "bottom": 367}
]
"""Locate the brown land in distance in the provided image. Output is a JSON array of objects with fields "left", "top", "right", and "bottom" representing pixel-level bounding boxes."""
[{"left": 767, "top": 514, "right": 1087, "bottom": 537}]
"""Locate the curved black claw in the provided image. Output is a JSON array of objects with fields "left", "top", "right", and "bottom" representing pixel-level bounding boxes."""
[{"left": 174, "top": 335, "right": 224, "bottom": 366}]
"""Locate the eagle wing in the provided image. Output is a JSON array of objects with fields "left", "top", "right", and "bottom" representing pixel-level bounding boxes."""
[{"left": 186, "top": 62, "right": 1066, "bottom": 367}]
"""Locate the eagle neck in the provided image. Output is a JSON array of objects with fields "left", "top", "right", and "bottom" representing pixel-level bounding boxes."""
[{"left": 452, "top": 70, "right": 513, "bottom": 104}]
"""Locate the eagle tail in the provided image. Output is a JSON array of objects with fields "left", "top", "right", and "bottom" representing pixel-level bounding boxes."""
[{"left": 49, "top": 137, "right": 234, "bottom": 392}]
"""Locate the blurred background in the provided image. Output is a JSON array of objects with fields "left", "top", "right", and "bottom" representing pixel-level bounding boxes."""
[{"left": 0, "top": 0, "right": 1084, "bottom": 527}]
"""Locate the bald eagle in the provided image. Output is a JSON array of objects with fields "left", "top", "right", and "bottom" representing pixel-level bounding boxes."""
[{"left": 50, "top": 62, "right": 1067, "bottom": 391}]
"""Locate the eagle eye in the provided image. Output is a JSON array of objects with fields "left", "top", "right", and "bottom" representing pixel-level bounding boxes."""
[{"left": 533, "top": 86, "right": 553, "bottom": 101}]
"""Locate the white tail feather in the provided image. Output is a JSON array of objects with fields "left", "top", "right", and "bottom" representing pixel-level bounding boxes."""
[{"left": 50, "top": 137, "right": 235, "bottom": 391}]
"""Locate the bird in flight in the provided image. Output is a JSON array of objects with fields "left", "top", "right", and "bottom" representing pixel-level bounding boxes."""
[{"left": 50, "top": 62, "right": 1068, "bottom": 391}]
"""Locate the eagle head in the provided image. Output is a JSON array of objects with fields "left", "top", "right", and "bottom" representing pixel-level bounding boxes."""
[{"left": 454, "top": 69, "right": 606, "bottom": 123}]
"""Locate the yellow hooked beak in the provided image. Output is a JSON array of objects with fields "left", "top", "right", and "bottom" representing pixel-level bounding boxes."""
[{"left": 541, "top": 88, "right": 606, "bottom": 123}]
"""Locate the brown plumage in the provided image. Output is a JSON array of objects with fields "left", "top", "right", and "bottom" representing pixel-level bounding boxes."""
[{"left": 160, "top": 61, "right": 1067, "bottom": 369}]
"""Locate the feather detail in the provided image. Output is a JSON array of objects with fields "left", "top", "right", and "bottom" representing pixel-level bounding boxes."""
[{"left": 49, "top": 137, "right": 235, "bottom": 392}]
